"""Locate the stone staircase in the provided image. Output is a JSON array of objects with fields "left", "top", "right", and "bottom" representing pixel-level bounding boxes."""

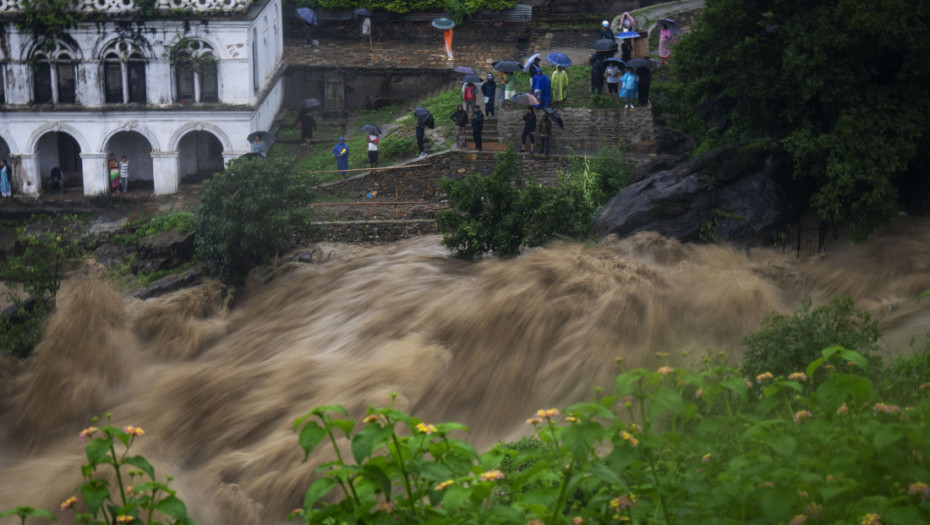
[{"left": 465, "top": 114, "right": 508, "bottom": 151}]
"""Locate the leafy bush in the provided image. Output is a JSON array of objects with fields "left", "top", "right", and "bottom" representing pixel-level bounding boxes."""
[
  {"left": 195, "top": 158, "right": 320, "bottom": 284},
  {"left": 741, "top": 295, "right": 882, "bottom": 380},
  {"left": 521, "top": 168, "right": 599, "bottom": 247},
  {"left": 112, "top": 212, "right": 195, "bottom": 247},
  {"left": 292, "top": 347, "right": 930, "bottom": 525}
]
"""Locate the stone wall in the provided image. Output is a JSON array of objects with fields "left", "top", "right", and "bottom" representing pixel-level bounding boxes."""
[
  {"left": 496, "top": 108, "right": 658, "bottom": 154},
  {"left": 312, "top": 219, "right": 438, "bottom": 243},
  {"left": 322, "top": 150, "right": 574, "bottom": 201}
]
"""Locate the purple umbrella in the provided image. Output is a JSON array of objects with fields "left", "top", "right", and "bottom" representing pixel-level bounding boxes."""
[
  {"left": 302, "top": 98, "right": 321, "bottom": 108},
  {"left": 454, "top": 66, "right": 476, "bottom": 76}
]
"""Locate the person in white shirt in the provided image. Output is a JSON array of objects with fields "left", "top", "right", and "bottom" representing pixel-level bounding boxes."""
[
  {"left": 361, "top": 17, "right": 371, "bottom": 48},
  {"left": 366, "top": 133, "right": 379, "bottom": 168}
]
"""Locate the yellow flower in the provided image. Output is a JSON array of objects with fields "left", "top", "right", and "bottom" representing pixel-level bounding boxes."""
[
  {"left": 657, "top": 366, "right": 673, "bottom": 375},
  {"left": 536, "top": 408, "right": 559, "bottom": 419},
  {"left": 415, "top": 423, "right": 438, "bottom": 434},
  {"left": 920, "top": 382, "right": 930, "bottom": 390},
  {"left": 620, "top": 431, "right": 639, "bottom": 447},
  {"left": 434, "top": 480, "right": 454, "bottom": 491},
  {"left": 115, "top": 515, "right": 133, "bottom": 523},
  {"left": 701, "top": 453, "right": 711, "bottom": 463},
  {"left": 793, "top": 410, "right": 813, "bottom": 423},
  {"left": 79, "top": 427, "right": 98, "bottom": 442},
  {"left": 860, "top": 513, "right": 882, "bottom": 525},
  {"left": 127, "top": 485, "right": 134, "bottom": 497},
  {"left": 479, "top": 470, "right": 504, "bottom": 481},
  {"left": 526, "top": 417, "right": 542, "bottom": 425},
  {"left": 572, "top": 518, "right": 583, "bottom": 525},
  {"left": 60, "top": 496, "right": 77, "bottom": 511},
  {"left": 374, "top": 501, "right": 393, "bottom": 513},
  {"left": 908, "top": 482, "right": 929, "bottom": 501},
  {"left": 788, "top": 372, "right": 807, "bottom": 382},
  {"left": 756, "top": 372, "right": 774, "bottom": 383},
  {"left": 836, "top": 402, "right": 849, "bottom": 415},
  {"left": 565, "top": 416, "right": 579, "bottom": 423},
  {"left": 123, "top": 425, "right": 145, "bottom": 436},
  {"left": 363, "top": 414, "right": 380, "bottom": 424}
]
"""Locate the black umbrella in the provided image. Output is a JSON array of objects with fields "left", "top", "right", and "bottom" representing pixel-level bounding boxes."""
[
  {"left": 493, "top": 60, "right": 521, "bottom": 73},
  {"left": 454, "top": 66, "right": 476, "bottom": 75},
  {"left": 414, "top": 106, "right": 430, "bottom": 117},
  {"left": 302, "top": 98, "right": 321, "bottom": 108},
  {"left": 353, "top": 8, "right": 373, "bottom": 16},
  {"left": 247, "top": 131, "right": 275, "bottom": 145},
  {"left": 660, "top": 18, "right": 682, "bottom": 36},
  {"left": 602, "top": 57, "right": 625, "bottom": 66},
  {"left": 460, "top": 74, "right": 482, "bottom": 83},
  {"left": 360, "top": 124, "right": 381, "bottom": 136},
  {"left": 543, "top": 107, "right": 564, "bottom": 130},
  {"left": 509, "top": 92, "right": 541, "bottom": 106},
  {"left": 413, "top": 107, "right": 434, "bottom": 128},
  {"left": 523, "top": 53, "right": 541, "bottom": 71},
  {"left": 431, "top": 17, "right": 455, "bottom": 30},
  {"left": 625, "top": 58, "right": 652, "bottom": 70},
  {"left": 296, "top": 7, "right": 318, "bottom": 25},
  {"left": 593, "top": 39, "right": 618, "bottom": 51}
]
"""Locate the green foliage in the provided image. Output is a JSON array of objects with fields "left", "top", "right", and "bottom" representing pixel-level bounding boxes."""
[
  {"left": 164, "top": 36, "right": 218, "bottom": 74},
  {"left": 290, "top": 0, "right": 518, "bottom": 16},
  {"left": 0, "top": 414, "right": 196, "bottom": 524},
  {"left": 436, "top": 146, "right": 524, "bottom": 259},
  {"left": 576, "top": 146, "right": 631, "bottom": 201},
  {"left": 669, "top": 0, "right": 930, "bottom": 241},
  {"left": 741, "top": 295, "right": 882, "bottom": 381},
  {"left": 0, "top": 300, "right": 47, "bottom": 358},
  {"left": 521, "top": 166, "right": 599, "bottom": 247},
  {"left": 292, "top": 349, "right": 930, "bottom": 524},
  {"left": 195, "top": 158, "right": 320, "bottom": 284},
  {"left": 0, "top": 215, "right": 82, "bottom": 302},
  {"left": 112, "top": 212, "right": 195, "bottom": 248},
  {"left": 379, "top": 136, "right": 416, "bottom": 163},
  {"left": 18, "top": 0, "right": 80, "bottom": 53}
]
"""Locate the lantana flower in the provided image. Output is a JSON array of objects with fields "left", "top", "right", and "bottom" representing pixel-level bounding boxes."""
[
  {"left": 793, "top": 410, "right": 813, "bottom": 423},
  {"left": 860, "top": 513, "right": 882, "bottom": 525},
  {"left": 620, "top": 431, "right": 639, "bottom": 447},
  {"left": 79, "top": 427, "right": 99, "bottom": 442},
  {"left": 434, "top": 480, "right": 454, "bottom": 491},
  {"left": 908, "top": 482, "right": 929, "bottom": 502},
  {"left": 873, "top": 403, "right": 902, "bottom": 416},
  {"left": 657, "top": 366, "right": 673, "bottom": 375},
  {"left": 123, "top": 425, "right": 145, "bottom": 436},
  {"left": 363, "top": 414, "right": 380, "bottom": 424},
  {"left": 788, "top": 372, "right": 807, "bottom": 382},
  {"left": 526, "top": 417, "right": 542, "bottom": 425},
  {"left": 756, "top": 372, "right": 774, "bottom": 383},
  {"left": 479, "top": 470, "right": 504, "bottom": 482},
  {"left": 60, "top": 496, "right": 77, "bottom": 511},
  {"left": 836, "top": 402, "right": 848, "bottom": 415},
  {"left": 415, "top": 423, "right": 438, "bottom": 435},
  {"left": 701, "top": 453, "right": 711, "bottom": 463},
  {"left": 789, "top": 515, "right": 807, "bottom": 525},
  {"left": 565, "top": 416, "right": 579, "bottom": 423},
  {"left": 536, "top": 408, "right": 559, "bottom": 419},
  {"left": 609, "top": 493, "right": 637, "bottom": 510},
  {"left": 115, "top": 516, "right": 134, "bottom": 523}
]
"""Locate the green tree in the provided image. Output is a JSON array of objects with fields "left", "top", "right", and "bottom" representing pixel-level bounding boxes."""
[
  {"left": 291, "top": 0, "right": 518, "bottom": 17},
  {"left": 741, "top": 295, "right": 882, "bottom": 380},
  {"left": 671, "top": 0, "right": 930, "bottom": 241},
  {"left": 195, "top": 158, "right": 320, "bottom": 284}
]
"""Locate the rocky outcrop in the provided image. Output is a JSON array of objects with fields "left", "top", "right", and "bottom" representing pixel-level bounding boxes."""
[
  {"left": 134, "top": 231, "right": 196, "bottom": 273},
  {"left": 594, "top": 141, "right": 792, "bottom": 245}
]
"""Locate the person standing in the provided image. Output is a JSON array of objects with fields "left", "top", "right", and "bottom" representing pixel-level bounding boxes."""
[
  {"left": 659, "top": 23, "right": 674, "bottom": 65},
  {"left": 538, "top": 70, "right": 552, "bottom": 108},
  {"left": 303, "top": 20, "right": 315, "bottom": 47},
  {"left": 598, "top": 20, "right": 614, "bottom": 40},
  {"left": 604, "top": 62, "right": 621, "bottom": 96},
  {"left": 620, "top": 38, "right": 633, "bottom": 62},
  {"left": 503, "top": 72, "right": 516, "bottom": 110},
  {"left": 366, "top": 132, "right": 379, "bottom": 169},
  {"left": 589, "top": 54, "right": 604, "bottom": 94},
  {"left": 107, "top": 153, "right": 120, "bottom": 193},
  {"left": 538, "top": 113, "right": 552, "bottom": 156},
  {"left": 443, "top": 28, "right": 454, "bottom": 61},
  {"left": 361, "top": 16, "right": 372, "bottom": 48},
  {"left": 636, "top": 65, "right": 652, "bottom": 107},
  {"left": 412, "top": 108, "right": 428, "bottom": 159},
  {"left": 618, "top": 12, "right": 636, "bottom": 33},
  {"left": 251, "top": 136, "right": 266, "bottom": 157},
  {"left": 450, "top": 104, "right": 468, "bottom": 149},
  {"left": 0, "top": 159, "right": 10, "bottom": 198},
  {"left": 481, "top": 74, "right": 496, "bottom": 118},
  {"left": 119, "top": 155, "right": 129, "bottom": 194},
  {"left": 551, "top": 65, "right": 568, "bottom": 108},
  {"left": 333, "top": 137, "right": 349, "bottom": 175},
  {"left": 471, "top": 107, "right": 484, "bottom": 151},
  {"left": 520, "top": 107, "right": 536, "bottom": 153},
  {"left": 299, "top": 110, "right": 317, "bottom": 150},
  {"left": 463, "top": 82, "right": 477, "bottom": 114},
  {"left": 620, "top": 67, "right": 638, "bottom": 109}
]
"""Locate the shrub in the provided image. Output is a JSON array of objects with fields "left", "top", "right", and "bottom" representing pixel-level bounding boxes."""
[
  {"left": 195, "top": 158, "right": 320, "bottom": 284},
  {"left": 379, "top": 136, "right": 416, "bottom": 163},
  {"left": 741, "top": 295, "right": 882, "bottom": 380},
  {"left": 521, "top": 166, "right": 599, "bottom": 247}
]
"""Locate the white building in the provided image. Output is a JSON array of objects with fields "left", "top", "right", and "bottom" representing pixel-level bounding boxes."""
[{"left": 0, "top": 0, "right": 284, "bottom": 195}]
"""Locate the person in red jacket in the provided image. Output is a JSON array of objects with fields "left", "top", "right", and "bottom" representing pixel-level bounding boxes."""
[{"left": 463, "top": 82, "right": 477, "bottom": 114}]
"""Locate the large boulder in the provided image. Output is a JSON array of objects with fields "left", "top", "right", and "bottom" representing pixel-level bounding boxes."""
[
  {"left": 133, "top": 230, "right": 196, "bottom": 273},
  {"left": 594, "top": 141, "right": 791, "bottom": 245}
]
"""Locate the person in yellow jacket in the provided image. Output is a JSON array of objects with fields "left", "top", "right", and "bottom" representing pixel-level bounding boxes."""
[{"left": 551, "top": 65, "right": 569, "bottom": 108}]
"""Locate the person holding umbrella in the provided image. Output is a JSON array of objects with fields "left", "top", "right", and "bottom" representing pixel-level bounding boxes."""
[
  {"left": 589, "top": 54, "right": 604, "bottom": 94},
  {"left": 251, "top": 136, "right": 266, "bottom": 157},
  {"left": 450, "top": 104, "right": 468, "bottom": 149},
  {"left": 503, "top": 72, "right": 515, "bottom": 110},
  {"left": 551, "top": 65, "right": 568, "bottom": 108},
  {"left": 659, "top": 22, "right": 675, "bottom": 65},
  {"left": 411, "top": 107, "right": 433, "bottom": 159},
  {"left": 538, "top": 112, "right": 552, "bottom": 156},
  {"left": 464, "top": 82, "right": 477, "bottom": 114},
  {"left": 481, "top": 74, "right": 496, "bottom": 119},
  {"left": 333, "top": 137, "right": 349, "bottom": 175},
  {"left": 471, "top": 106, "right": 484, "bottom": 151},
  {"left": 620, "top": 67, "right": 638, "bottom": 109},
  {"left": 298, "top": 109, "right": 317, "bottom": 150},
  {"left": 598, "top": 20, "right": 614, "bottom": 40},
  {"left": 366, "top": 131, "right": 379, "bottom": 169},
  {"left": 521, "top": 107, "right": 536, "bottom": 154}
]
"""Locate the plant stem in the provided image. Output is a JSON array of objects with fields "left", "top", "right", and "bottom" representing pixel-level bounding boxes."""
[
  {"left": 390, "top": 430, "right": 417, "bottom": 514},
  {"left": 320, "top": 416, "right": 361, "bottom": 507},
  {"left": 548, "top": 461, "right": 575, "bottom": 525},
  {"left": 109, "top": 443, "right": 127, "bottom": 505}
]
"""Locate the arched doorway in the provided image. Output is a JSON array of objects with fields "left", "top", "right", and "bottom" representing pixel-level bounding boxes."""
[
  {"left": 36, "top": 132, "right": 81, "bottom": 193},
  {"left": 178, "top": 131, "right": 223, "bottom": 184},
  {"left": 104, "top": 131, "right": 154, "bottom": 193}
]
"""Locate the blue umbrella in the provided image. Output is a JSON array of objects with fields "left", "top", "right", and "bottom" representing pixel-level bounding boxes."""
[
  {"left": 615, "top": 31, "right": 640, "bottom": 39},
  {"left": 431, "top": 17, "right": 455, "bottom": 30},
  {"left": 546, "top": 52, "right": 572, "bottom": 67},
  {"left": 296, "top": 7, "right": 318, "bottom": 26}
]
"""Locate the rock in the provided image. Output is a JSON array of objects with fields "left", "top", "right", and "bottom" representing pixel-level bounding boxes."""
[
  {"left": 133, "top": 231, "right": 196, "bottom": 273},
  {"left": 88, "top": 215, "right": 128, "bottom": 235},
  {"left": 293, "top": 251, "right": 313, "bottom": 264},
  {"left": 594, "top": 141, "right": 791, "bottom": 245},
  {"left": 93, "top": 243, "right": 125, "bottom": 268},
  {"left": 134, "top": 269, "right": 204, "bottom": 300}
]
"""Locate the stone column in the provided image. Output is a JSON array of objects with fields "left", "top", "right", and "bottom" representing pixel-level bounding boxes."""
[
  {"left": 81, "top": 152, "right": 107, "bottom": 195},
  {"left": 152, "top": 151, "right": 179, "bottom": 195},
  {"left": 16, "top": 153, "right": 39, "bottom": 195}
]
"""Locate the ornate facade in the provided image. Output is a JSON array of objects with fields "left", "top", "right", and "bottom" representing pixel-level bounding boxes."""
[{"left": 0, "top": 0, "right": 284, "bottom": 195}]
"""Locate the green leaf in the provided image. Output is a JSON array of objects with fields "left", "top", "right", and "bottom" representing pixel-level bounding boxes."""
[
  {"left": 441, "top": 484, "right": 470, "bottom": 510},
  {"left": 313, "top": 404, "right": 349, "bottom": 418},
  {"left": 123, "top": 455, "right": 156, "bottom": 479},
  {"left": 298, "top": 421, "right": 329, "bottom": 461},
  {"left": 361, "top": 464, "right": 392, "bottom": 499},
  {"left": 763, "top": 432, "right": 797, "bottom": 458},
  {"left": 81, "top": 481, "right": 109, "bottom": 515},
  {"left": 615, "top": 373, "right": 637, "bottom": 396},
  {"left": 562, "top": 422, "right": 600, "bottom": 462},
  {"left": 303, "top": 477, "right": 336, "bottom": 509},
  {"left": 419, "top": 462, "right": 453, "bottom": 481},
  {"left": 351, "top": 424, "right": 384, "bottom": 464},
  {"left": 649, "top": 387, "right": 687, "bottom": 418},
  {"left": 0, "top": 506, "right": 56, "bottom": 520},
  {"left": 85, "top": 438, "right": 110, "bottom": 467},
  {"left": 332, "top": 418, "right": 355, "bottom": 437},
  {"left": 155, "top": 496, "right": 188, "bottom": 519},
  {"left": 837, "top": 348, "right": 867, "bottom": 370},
  {"left": 873, "top": 427, "right": 902, "bottom": 450},
  {"left": 722, "top": 376, "right": 748, "bottom": 401},
  {"left": 588, "top": 462, "right": 628, "bottom": 489}
]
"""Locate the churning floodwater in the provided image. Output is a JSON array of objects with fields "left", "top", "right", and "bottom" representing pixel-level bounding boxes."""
[{"left": 1, "top": 220, "right": 929, "bottom": 524}]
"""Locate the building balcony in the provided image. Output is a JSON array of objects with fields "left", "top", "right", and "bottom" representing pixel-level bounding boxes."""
[{"left": 0, "top": 0, "right": 252, "bottom": 15}]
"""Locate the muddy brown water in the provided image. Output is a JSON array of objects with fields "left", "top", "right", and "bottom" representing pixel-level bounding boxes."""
[{"left": 1, "top": 218, "right": 929, "bottom": 524}]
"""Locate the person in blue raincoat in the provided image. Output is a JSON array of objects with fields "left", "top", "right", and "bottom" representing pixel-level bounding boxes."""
[
  {"left": 333, "top": 137, "right": 349, "bottom": 175},
  {"left": 538, "top": 71, "right": 552, "bottom": 107}
]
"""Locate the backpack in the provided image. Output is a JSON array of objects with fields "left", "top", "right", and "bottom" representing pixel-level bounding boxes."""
[{"left": 424, "top": 113, "right": 435, "bottom": 129}]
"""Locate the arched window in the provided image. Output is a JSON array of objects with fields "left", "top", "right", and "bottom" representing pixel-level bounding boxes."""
[
  {"left": 32, "top": 43, "right": 76, "bottom": 104},
  {"left": 103, "top": 41, "right": 147, "bottom": 104},
  {"left": 173, "top": 39, "right": 217, "bottom": 104}
]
